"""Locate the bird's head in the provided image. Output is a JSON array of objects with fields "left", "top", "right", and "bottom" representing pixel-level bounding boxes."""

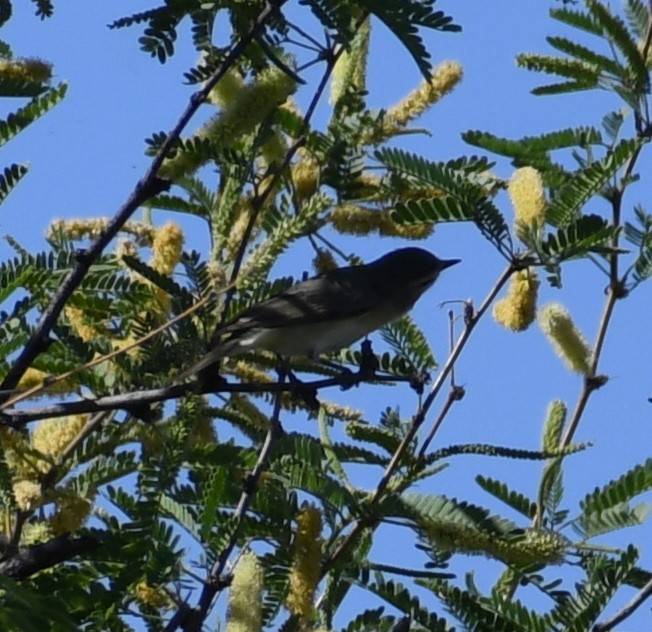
[{"left": 372, "top": 247, "right": 460, "bottom": 308}]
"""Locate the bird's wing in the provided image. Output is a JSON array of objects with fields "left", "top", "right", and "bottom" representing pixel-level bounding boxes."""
[{"left": 223, "top": 268, "right": 382, "bottom": 334}]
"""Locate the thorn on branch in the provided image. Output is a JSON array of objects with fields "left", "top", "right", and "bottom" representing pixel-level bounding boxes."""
[
  {"left": 408, "top": 370, "right": 430, "bottom": 395},
  {"left": 586, "top": 374, "right": 609, "bottom": 392}
]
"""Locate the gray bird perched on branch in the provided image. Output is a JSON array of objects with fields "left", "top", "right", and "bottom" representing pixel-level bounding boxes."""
[{"left": 176, "top": 247, "right": 460, "bottom": 381}]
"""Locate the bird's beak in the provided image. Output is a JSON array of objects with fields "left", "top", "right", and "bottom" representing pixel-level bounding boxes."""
[{"left": 440, "top": 258, "right": 461, "bottom": 270}]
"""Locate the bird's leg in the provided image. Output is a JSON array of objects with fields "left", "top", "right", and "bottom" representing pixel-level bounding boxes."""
[
  {"left": 358, "top": 339, "right": 379, "bottom": 379},
  {"left": 278, "top": 355, "right": 321, "bottom": 411}
]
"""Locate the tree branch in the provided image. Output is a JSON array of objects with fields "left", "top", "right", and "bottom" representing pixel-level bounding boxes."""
[
  {"left": 0, "top": 533, "right": 101, "bottom": 580},
  {"left": 593, "top": 575, "right": 652, "bottom": 632},
  {"left": 0, "top": 369, "right": 409, "bottom": 426}
]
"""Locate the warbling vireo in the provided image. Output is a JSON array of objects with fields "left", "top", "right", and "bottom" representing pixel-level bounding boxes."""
[{"left": 178, "top": 247, "right": 459, "bottom": 378}]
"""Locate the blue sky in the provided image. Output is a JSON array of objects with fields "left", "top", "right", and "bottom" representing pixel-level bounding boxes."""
[{"left": 3, "top": 1, "right": 652, "bottom": 629}]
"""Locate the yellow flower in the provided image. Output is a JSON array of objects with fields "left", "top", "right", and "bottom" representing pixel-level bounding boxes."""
[
  {"left": 368, "top": 61, "right": 462, "bottom": 142},
  {"left": 16, "top": 368, "right": 74, "bottom": 398},
  {"left": 493, "top": 268, "right": 539, "bottom": 332},
  {"left": 134, "top": 581, "right": 171, "bottom": 610},
  {"left": 50, "top": 493, "right": 93, "bottom": 535},
  {"left": 150, "top": 222, "right": 184, "bottom": 275},
  {"left": 65, "top": 305, "right": 100, "bottom": 342},
  {"left": 286, "top": 506, "right": 323, "bottom": 619},
  {"left": 292, "top": 160, "right": 319, "bottom": 203},
  {"left": 0, "top": 58, "right": 52, "bottom": 84},
  {"left": 331, "top": 204, "right": 432, "bottom": 239},
  {"left": 312, "top": 250, "right": 337, "bottom": 274},
  {"left": 20, "top": 521, "right": 53, "bottom": 545},
  {"left": 330, "top": 17, "right": 370, "bottom": 105},
  {"left": 31, "top": 415, "right": 87, "bottom": 462},
  {"left": 509, "top": 167, "right": 546, "bottom": 240},
  {"left": 207, "top": 66, "right": 245, "bottom": 108},
  {"left": 162, "top": 66, "right": 298, "bottom": 180},
  {"left": 538, "top": 303, "right": 592, "bottom": 375},
  {"left": 226, "top": 552, "right": 264, "bottom": 632},
  {"left": 13, "top": 480, "right": 42, "bottom": 511}
]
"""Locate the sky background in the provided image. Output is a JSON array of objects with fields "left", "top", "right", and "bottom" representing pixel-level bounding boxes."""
[{"left": 2, "top": 1, "right": 652, "bottom": 630}]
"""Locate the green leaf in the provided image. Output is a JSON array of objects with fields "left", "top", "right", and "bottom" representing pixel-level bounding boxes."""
[
  {"left": 361, "top": 0, "right": 461, "bottom": 79},
  {"left": 587, "top": 0, "right": 649, "bottom": 92},
  {"left": 550, "top": 6, "right": 603, "bottom": 36},
  {"left": 424, "top": 579, "right": 550, "bottom": 632},
  {"left": 601, "top": 109, "right": 627, "bottom": 141},
  {"left": 476, "top": 475, "right": 537, "bottom": 519},
  {"left": 0, "top": 83, "right": 67, "bottom": 148},
  {"left": 538, "top": 214, "right": 616, "bottom": 262},
  {"left": 576, "top": 501, "right": 650, "bottom": 538},
  {"left": 346, "top": 420, "right": 402, "bottom": 455},
  {"left": 362, "top": 576, "right": 454, "bottom": 631},
  {"left": 581, "top": 458, "right": 652, "bottom": 514},
  {"left": 546, "top": 36, "right": 627, "bottom": 78},
  {"left": 550, "top": 546, "right": 638, "bottom": 629},
  {"left": 517, "top": 53, "right": 600, "bottom": 84},
  {"left": 624, "top": 0, "right": 651, "bottom": 38},
  {"left": 632, "top": 246, "right": 652, "bottom": 284},
  {"left": 531, "top": 80, "right": 601, "bottom": 96},
  {"left": 463, "top": 126, "right": 603, "bottom": 158},
  {"left": 0, "top": 163, "right": 27, "bottom": 204},
  {"left": 547, "top": 139, "right": 639, "bottom": 226},
  {"left": 380, "top": 314, "right": 436, "bottom": 372}
]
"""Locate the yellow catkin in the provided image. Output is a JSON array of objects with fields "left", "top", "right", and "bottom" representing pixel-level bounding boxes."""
[
  {"left": 226, "top": 552, "right": 264, "bottom": 632},
  {"left": 286, "top": 506, "right": 323, "bottom": 619},
  {"left": 12, "top": 480, "right": 42, "bottom": 511},
  {"left": 20, "top": 521, "right": 53, "bottom": 545},
  {"left": 65, "top": 305, "right": 100, "bottom": 342},
  {"left": 31, "top": 415, "right": 88, "bottom": 462},
  {"left": 226, "top": 206, "right": 255, "bottom": 258},
  {"left": 0, "top": 58, "right": 52, "bottom": 84},
  {"left": 161, "top": 66, "right": 297, "bottom": 180},
  {"left": 46, "top": 218, "right": 155, "bottom": 245},
  {"left": 368, "top": 61, "right": 462, "bottom": 142},
  {"left": 427, "top": 522, "right": 567, "bottom": 565},
  {"left": 134, "top": 581, "right": 171, "bottom": 610},
  {"left": 330, "top": 17, "right": 370, "bottom": 104},
  {"left": 0, "top": 428, "right": 34, "bottom": 478},
  {"left": 330, "top": 204, "right": 433, "bottom": 239},
  {"left": 538, "top": 303, "right": 592, "bottom": 375},
  {"left": 291, "top": 160, "right": 319, "bottom": 203},
  {"left": 50, "top": 494, "right": 92, "bottom": 535},
  {"left": 207, "top": 66, "right": 245, "bottom": 108},
  {"left": 312, "top": 250, "right": 337, "bottom": 274},
  {"left": 149, "top": 222, "right": 184, "bottom": 275},
  {"left": 508, "top": 167, "right": 546, "bottom": 239},
  {"left": 493, "top": 268, "right": 540, "bottom": 332},
  {"left": 16, "top": 368, "right": 74, "bottom": 397}
]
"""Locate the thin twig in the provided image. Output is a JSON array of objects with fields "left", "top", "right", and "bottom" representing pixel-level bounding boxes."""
[
  {"left": 593, "top": 575, "right": 652, "bottom": 631},
  {"left": 0, "top": 0, "right": 287, "bottom": 401}
]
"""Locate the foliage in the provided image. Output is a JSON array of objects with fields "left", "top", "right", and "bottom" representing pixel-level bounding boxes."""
[{"left": 0, "top": 1, "right": 651, "bottom": 631}]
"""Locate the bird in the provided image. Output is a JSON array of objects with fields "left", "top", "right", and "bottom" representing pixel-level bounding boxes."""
[{"left": 176, "top": 247, "right": 460, "bottom": 380}]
